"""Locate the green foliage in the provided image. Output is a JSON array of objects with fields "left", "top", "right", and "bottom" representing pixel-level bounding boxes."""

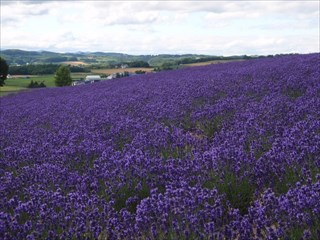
[
  {"left": 127, "top": 61, "right": 150, "bottom": 68},
  {"left": 197, "top": 115, "right": 224, "bottom": 139},
  {"left": 155, "top": 62, "right": 179, "bottom": 71},
  {"left": 0, "top": 57, "right": 9, "bottom": 86},
  {"left": 276, "top": 172, "right": 298, "bottom": 194},
  {"left": 68, "top": 56, "right": 78, "bottom": 61},
  {"left": 135, "top": 70, "right": 146, "bottom": 74},
  {"left": 160, "top": 145, "right": 193, "bottom": 160},
  {"left": 55, "top": 65, "right": 72, "bottom": 87},
  {"left": 2, "top": 49, "right": 274, "bottom": 68},
  {"left": 179, "top": 112, "right": 194, "bottom": 131},
  {"left": 115, "top": 71, "right": 129, "bottom": 79},
  {"left": 5, "top": 75, "right": 56, "bottom": 88},
  {"left": 43, "top": 56, "right": 68, "bottom": 63},
  {"left": 114, "top": 132, "right": 133, "bottom": 151},
  {"left": 67, "top": 154, "right": 97, "bottom": 175},
  {"left": 286, "top": 224, "right": 319, "bottom": 240},
  {"left": 203, "top": 171, "right": 255, "bottom": 215},
  {"left": 0, "top": 86, "right": 26, "bottom": 97},
  {"left": 220, "top": 173, "right": 254, "bottom": 215},
  {"left": 27, "top": 80, "right": 46, "bottom": 88},
  {"left": 9, "top": 64, "right": 89, "bottom": 75},
  {"left": 244, "top": 134, "right": 273, "bottom": 159},
  {"left": 69, "top": 65, "right": 90, "bottom": 73},
  {"left": 285, "top": 87, "right": 305, "bottom": 99},
  {"left": 114, "top": 181, "right": 150, "bottom": 213},
  {"left": 9, "top": 64, "right": 60, "bottom": 75},
  {"left": 272, "top": 162, "right": 319, "bottom": 196}
]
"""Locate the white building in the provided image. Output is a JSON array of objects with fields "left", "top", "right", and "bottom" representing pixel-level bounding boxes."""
[{"left": 85, "top": 75, "right": 101, "bottom": 81}]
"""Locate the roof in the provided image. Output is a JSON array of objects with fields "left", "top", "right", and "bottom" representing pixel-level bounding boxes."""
[{"left": 85, "top": 75, "right": 101, "bottom": 80}]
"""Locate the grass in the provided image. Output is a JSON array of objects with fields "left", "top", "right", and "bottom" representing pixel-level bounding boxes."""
[
  {"left": 1, "top": 68, "right": 142, "bottom": 97},
  {"left": 0, "top": 86, "right": 28, "bottom": 97},
  {"left": 0, "top": 74, "right": 88, "bottom": 97},
  {"left": 0, "top": 75, "right": 56, "bottom": 97},
  {"left": 5, "top": 75, "right": 56, "bottom": 88}
]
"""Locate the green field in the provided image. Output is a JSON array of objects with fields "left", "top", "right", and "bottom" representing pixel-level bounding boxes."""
[
  {"left": 0, "top": 75, "right": 54, "bottom": 97},
  {"left": 6, "top": 75, "right": 56, "bottom": 87},
  {"left": 0, "top": 86, "right": 28, "bottom": 97},
  {"left": 0, "top": 74, "right": 89, "bottom": 97}
]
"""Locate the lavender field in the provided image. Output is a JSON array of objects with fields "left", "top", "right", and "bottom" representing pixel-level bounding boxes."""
[{"left": 1, "top": 53, "right": 319, "bottom": 239}]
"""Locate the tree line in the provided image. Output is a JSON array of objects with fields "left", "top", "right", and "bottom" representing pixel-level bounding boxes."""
[
  {"left": 0, "top": 57, "right": 9, "bottom": 86},
  {"left": 8, "top": 64, "right": 90, "bottom": 75}
]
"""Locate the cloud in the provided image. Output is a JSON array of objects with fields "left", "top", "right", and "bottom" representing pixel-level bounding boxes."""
[
  {"left": 1, "top": 1, "right": 319, "bottom": 55},
  {"left": 1, "top": 17, "right": 17, "bottom": 25},
  {"left": 63, "top": 2, "right": 166, "bottom": 26},
  {"left": 1, "top": 1, "right": 51, "bottom": 27},
  {"left": 1, "top": 0, "right": 74, "bottom": 4},
  {"left": 1, "top": 26, "right": 318, "bottom": 55},
  {"left": 2, "top": 1, "right": 318, "bottom": 26},
  {"left": 204, "top": 1, "right": 319, "bottom": 21},
  {"left": 100, "top": 11, "right": 161, "bottom": 26}
]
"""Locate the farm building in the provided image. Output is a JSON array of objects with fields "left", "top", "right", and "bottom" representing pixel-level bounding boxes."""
[
  {"left": 85, "top": 75, "right": 101, "bottom": 84},
  {"left": 85, "top": 75, "right": 101, "bottom": 81}
]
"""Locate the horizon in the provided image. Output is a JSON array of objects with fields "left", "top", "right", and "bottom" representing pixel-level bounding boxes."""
[
  {"left": 2, "top": 48, "right": 306, "bottom": 57},
  {"left": 1, "top": 1, "right": 319, "bottom": 55}
]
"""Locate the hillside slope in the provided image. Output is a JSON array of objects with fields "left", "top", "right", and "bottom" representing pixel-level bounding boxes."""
[
  {"left": 1, "top": 49, "right": 214, "bottom": 66},
  {"left": 0, "top": 53, "right": 319, "bottom": 239}
]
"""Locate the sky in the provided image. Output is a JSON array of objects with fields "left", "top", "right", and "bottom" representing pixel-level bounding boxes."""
[{"left": 1, "top": 0, "right": 319, "bottom": 55}]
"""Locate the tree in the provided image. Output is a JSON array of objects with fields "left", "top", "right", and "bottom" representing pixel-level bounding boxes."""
[
  {"left": 27, "top": 80, "right": 46, "bottom": 88},
  {"left": 135, "top": 70, "right": 146, "bottom": 74},
  {"left": 0, "top": 57, "right": 9, "bottom": 86},
  {"left": 55, "top": 65, "right": 72, "bottom": 87}
]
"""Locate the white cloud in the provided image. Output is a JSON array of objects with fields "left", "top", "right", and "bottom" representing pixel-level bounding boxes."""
[
  {"left": 72, "top": 2, "right": 166, "bottom": 26},
  {"left": 0, "top": 1, "right": 319, "bottom": 55}
]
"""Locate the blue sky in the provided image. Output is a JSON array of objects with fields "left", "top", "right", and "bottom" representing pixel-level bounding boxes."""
[{"left": 1, "top": 0, "right": 319, "bottom": 55}]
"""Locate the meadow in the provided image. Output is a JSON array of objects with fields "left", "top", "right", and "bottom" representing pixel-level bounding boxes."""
[
  {"left": 0, "top": 74, "right": 86, "bottom": 97},
  {"left": 0, "top": 53, "right": 319, "bottom": 239},
  {"left": 0, "top": 75, "right": 56, "bottom": 97},
  {"left": 0, "top": 68, "right": 153, "bottom": 97}
]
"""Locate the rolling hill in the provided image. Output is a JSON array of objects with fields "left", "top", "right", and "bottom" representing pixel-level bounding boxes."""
[{"left": 1, "top": 49, "right": 264, "bottom": 67}]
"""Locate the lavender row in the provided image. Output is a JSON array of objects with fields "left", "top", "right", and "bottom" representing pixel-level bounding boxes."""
[{"left": 1, "top": 53, "right": 319, "bottom": 239}]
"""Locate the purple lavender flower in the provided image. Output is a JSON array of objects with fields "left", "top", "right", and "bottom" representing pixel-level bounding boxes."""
[{"left": 0, "top": 53, "right": 319, "bottom": 238}]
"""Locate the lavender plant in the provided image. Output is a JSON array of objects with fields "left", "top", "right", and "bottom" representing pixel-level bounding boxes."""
[{"left": 1, "top": 53, "right": 319, "bottom": 239}]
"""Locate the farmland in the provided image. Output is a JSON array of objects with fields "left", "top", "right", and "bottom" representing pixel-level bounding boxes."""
[
  {"left": 61, "top": 61, "right": 89, "bottom": 66},
  {"left": 91, "top": 67, "right": 154, "bottom": 75},
  {"left": 0, "top": 75, "right": 54, "bottom": 96},
  {"left": 1, "top": 49, "right": 268, "bottom": 96},
  {"left": 0, "top": 69, "right": 152, "bottom": 96},
  {"left": 0, "top": 53, "right": 319, "bottom": 239},
  {"left": 0, "top": 86, "right": 28, "bottom": 97},
  {"left": 182, "top": 59, "right": 244, "bottom": 67},
  {"left": 0, "top": 75, "right": 56, "bottom": 97},
  {"left": 0, "top": 74, "right": 90, "bottom": 96}
]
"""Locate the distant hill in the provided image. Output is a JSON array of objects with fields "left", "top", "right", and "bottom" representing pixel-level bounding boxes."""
[{"left": 0, "top": 49, "right": 268, "bottom": 67}]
